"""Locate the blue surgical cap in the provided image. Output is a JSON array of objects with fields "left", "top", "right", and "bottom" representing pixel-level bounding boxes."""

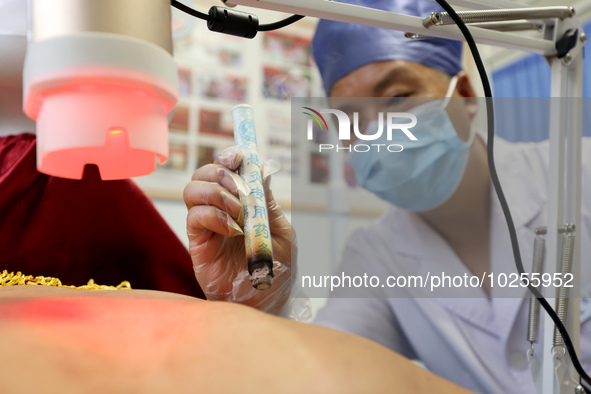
[{"left": 312, "top": 0, "right": 463, "bottom": 95}]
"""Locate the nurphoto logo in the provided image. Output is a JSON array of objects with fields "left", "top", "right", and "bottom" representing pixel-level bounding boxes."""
[{"left": 302, "top": 107, "right": 418, "bottom": 153}]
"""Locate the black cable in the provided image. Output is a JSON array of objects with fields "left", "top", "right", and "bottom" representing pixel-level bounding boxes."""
[
  {"left": 171, "top": 0, "right": 589, "bottom": 386},
  {"left": 171, "top": 0, "right": 208, "bottom": 21},
  {"left": 258, "top": 15, "right": 305, "bottom": 31},
  {"left": 170, "top": 0, "right": 304, "bottom": 32},
  {"left": 433, "top": 0, "right": 591, "bottom": 387}
]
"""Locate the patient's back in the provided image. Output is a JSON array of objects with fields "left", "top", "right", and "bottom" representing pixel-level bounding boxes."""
[{"left": 0, "top": 287, "right": 472, "bottom": 394}]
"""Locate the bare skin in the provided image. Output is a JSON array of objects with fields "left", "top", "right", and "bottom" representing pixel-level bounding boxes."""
[
  {"left": 0, "top": 286, "right": 474, "bottom": 394},
  {"left": 331, "top": 60, "right": 492, "bottom": 294}
]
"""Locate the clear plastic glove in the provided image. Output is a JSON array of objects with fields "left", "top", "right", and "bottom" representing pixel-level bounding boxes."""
[{"left": 184, "top": 146, "right": 296, "bottom": 315}]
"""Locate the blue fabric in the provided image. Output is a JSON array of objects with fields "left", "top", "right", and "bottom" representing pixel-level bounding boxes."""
[
  {"left": 491, "top": 21, "right": 591, "bottom": 142},
  {"left": 311, "top": 0, "right": 463, "bottom": 95},
  {"left": 351, "top": 101, "right": 470, "bottom": 212}
]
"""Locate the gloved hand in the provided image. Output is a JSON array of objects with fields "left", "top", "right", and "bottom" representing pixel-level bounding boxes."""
[{"left": 184, "top": 146, "right": 296, "bottom": 314}]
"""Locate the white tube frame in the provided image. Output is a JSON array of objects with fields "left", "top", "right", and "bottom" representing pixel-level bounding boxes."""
[
  {"left": 232, "top": 0, "right": 555, "bottom": 53},
  {"left": 542, "top": 49, "right": 584, "bottom": 394}
]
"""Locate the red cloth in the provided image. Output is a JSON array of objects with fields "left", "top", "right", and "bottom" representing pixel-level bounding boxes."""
[{"left": 0, "top": 133, "right": 205, "bottom": 298}]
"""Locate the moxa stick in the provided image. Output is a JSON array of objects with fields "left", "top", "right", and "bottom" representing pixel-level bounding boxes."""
[{"left": 231, "top": 104, "right": 274, "bottom": 290}]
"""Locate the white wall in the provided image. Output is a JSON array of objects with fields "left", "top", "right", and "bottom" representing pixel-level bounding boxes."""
[{"left": 152, "top": 199, "right": 192, "bottom": 245}]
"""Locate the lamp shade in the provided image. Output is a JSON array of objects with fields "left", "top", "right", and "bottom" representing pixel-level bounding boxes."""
[{"left": 23, "top": 0, "right": 178, "bottom": 180}]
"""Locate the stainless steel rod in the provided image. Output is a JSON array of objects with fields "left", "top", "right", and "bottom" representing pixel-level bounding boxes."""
[
  {"left": 423, "top": 6, "right": 575, "bottom": 28},
  {"left": 468, "top": 21, "right": 544, "bottom": 32},
  {"left": 406, "top": 20, "right": 543, "bottom": 39},
  {"left": 528, "top": 234, "right": 546, "bottom": 344}
]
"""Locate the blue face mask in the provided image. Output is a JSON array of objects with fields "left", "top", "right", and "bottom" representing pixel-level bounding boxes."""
[{"left": 350, "top": 76, "right": 474, "bottom": 212}]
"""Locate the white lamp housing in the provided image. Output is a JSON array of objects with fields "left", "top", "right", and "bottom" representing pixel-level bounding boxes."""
[{"left": 23, "top": 0, "right": 179, "bottom": 180}]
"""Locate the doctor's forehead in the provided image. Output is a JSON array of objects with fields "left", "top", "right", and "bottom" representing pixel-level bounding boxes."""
[{"left": 329, "top": 60, "right": 451, "bottom": 98}]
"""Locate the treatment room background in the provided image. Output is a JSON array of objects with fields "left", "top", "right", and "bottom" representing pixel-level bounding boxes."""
[
  {"left": 12, "top": 0, "right": 591, "bottom": 316},
  {"left": 140, "top": 0, "right": 591, "bottom": 317}
]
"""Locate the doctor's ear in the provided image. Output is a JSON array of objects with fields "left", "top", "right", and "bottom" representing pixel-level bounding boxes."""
[{"left": 455, "top": 71, "right": 479, "bottom": 120}]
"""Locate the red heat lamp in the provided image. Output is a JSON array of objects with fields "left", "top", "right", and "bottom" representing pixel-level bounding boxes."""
[{"left": 23, "top": 0, "right": 179, "bottom": 180}]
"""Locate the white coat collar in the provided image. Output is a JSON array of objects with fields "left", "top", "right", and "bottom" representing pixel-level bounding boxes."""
[{"left": 385, "top": 137, "right": 547, "bottom": 332}]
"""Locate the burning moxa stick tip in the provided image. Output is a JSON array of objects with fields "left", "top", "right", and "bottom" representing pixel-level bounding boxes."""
[{"left": 249, "top": 258, "right": 274, "bottom": 290}]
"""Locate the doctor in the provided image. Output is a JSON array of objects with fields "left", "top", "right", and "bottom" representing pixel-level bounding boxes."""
[{"left": 185, "top": 0, "right": 591, "bottom": 393}]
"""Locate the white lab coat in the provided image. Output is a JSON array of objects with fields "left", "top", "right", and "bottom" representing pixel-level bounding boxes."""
[{"left": 314, "top": 137, "right": 591, "bottom": 394}]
